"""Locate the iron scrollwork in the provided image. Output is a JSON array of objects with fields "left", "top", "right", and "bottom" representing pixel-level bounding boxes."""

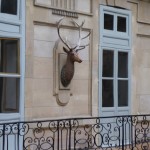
[{"left": 0, "top": 115, "right": 149, "bottom": 150}]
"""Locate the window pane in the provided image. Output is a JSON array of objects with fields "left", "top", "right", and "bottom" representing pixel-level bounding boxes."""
[
  {"left": 1, "top": 0, "right": 17, "bottom": 15},
  {"left": 0, "top": 77, "right": 19, "bottom": 113},
  {"left": 102, "top": 80, "right": 114, "bottom": 107},
  {"left": 118, "top": 80, "right": 128, "bottom": 107},
  {"left": 103, "top": 50, "right": 114, "bottom": 77},
  {"left": 104, "top": 14, "right": 114, "bottom": 30},
  {"left": 0, "top": 39, "right": 19, "bottom": 73},
  {"left": 117, "top": 16, "right": 126, "bottom": 32},
  {"left": 118, "top": 52, "right": 128, "bottom": 78}
]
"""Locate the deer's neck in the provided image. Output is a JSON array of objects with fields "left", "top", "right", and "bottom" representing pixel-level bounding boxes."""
[
  {"left": 65, "top": 56, "right": 74, "bottom": 68},
  {"left": 64, "top": 56, "right": 75, "bottom": 77},
  {"left": 61, "top": 56, "right": 75, "bottom": 87}
]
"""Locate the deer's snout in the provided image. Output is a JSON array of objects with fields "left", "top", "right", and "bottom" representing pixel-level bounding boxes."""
[
  {"left": 73, "top": 53, "right": 82, "bottom": 63},
  {"left": 75, "top": 56, "right": 82, "bottom": 63},
  {"left": 75, "top": 58, "right": 82, "bottom": 63},
  {"left": 78, "top": 59, "right": 82, "bottom": 63}
]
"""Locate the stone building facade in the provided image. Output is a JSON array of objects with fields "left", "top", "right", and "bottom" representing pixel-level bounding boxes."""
[
  {"left": 25, "top": 0, "right": 150, "bottom": 121},
  {"left": 0, "top": 0, "right": 150, "bottom": 123},
  {"left": 0, "top": 1, "right": 150, "bottom": 149}
]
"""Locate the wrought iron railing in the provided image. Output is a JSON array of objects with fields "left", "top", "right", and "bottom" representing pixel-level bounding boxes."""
[{"left": 0, "top": 115, "right": 150, "bottom": 150}]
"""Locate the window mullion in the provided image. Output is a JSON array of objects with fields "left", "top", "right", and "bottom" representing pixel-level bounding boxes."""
[
  {"left": 0, "top": 0, "right": 1, "bottom": 12},
  {"left": 114, "top": 50, "right": 118, "bottom": 112},
  {"left": 17, "top": 0, "right": 20, "bottom": 19},
  {"left": 128, "top": 51, "right": 131, "bottom": 112},
  {"left": 99, "top": 47, "right": 103, "bottom": 110},
  {"left": 0, "top": 73, "right": 21, "bottom": 78},
  {"left": 114, "top": 14, "right": 117, "bottom": 33}
]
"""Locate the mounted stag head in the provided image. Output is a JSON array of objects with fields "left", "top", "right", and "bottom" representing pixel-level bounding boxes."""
[{"left": 57, "top": 18, "right": 91, "bottom": 87}]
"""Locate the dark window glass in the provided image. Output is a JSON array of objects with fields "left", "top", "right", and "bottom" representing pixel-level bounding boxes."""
[
  {"left": 102, "top": 80, "right": 114, "bottom": 107},
  {"left": 1, "top": 0, "right": 17, "bottom": 15},
  {"left": 117, "top": 16, "right": 126, "bottom": 32},
  {"left": 0, "top": 39, "right": 19, "bottom": 73},
  {"left": 0, "top": 77, "right": 19, "bottom": 113},
  {"left": 103, "top": 50, "right": 114, "bottom": 77},
  {"left": 118, "top": 80, "right": 128, "bottom": 107},
  {"left": 118, "top": 52, "right": 128, "bottom": 78},
  {"left": 104, "top": 14, "right": 114, "bottom": 30}
]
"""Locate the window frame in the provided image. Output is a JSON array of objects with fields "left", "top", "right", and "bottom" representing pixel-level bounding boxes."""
[
  {"left": 0, "top": 38, "right": 21, "bottom": 117},
  {"left": 0, "top": 0, "right": 25, "bottom": 121},
  {"left": 99, "top": 5, "right": 132, "bottom": 116},
  {"left": 0, "top": 38, "right": 20, "bottom": 74},
  {"left": 100, "top": 6, "right": 131, "bottom": 47},
  {"left": 0, "top": 38, "right": 20, "bottom": 113},
  {"left": 0, "top": 0, "right": 20, "bottom": 21},
  {"left": 99, "top": 46, "right": 131, "bottom": 114}
]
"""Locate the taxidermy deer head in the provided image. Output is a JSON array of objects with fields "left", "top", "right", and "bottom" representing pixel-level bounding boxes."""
[{"left": 57, "top": 18, "right": 91, "bottom": 87}]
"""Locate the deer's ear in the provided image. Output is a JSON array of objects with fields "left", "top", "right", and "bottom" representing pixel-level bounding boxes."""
[{"left": 63, "top": 47, "right": 69, "bottom": 54}]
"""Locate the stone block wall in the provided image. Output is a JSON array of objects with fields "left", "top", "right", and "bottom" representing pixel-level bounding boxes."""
[
  {"left": 25, "top": 0, "right": 150, "bottom": 120},
  {"left": 25, "top": 0, "right": 95, "bottom": 120}
]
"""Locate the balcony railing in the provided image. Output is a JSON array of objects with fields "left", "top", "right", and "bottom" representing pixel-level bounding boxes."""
[{"left": 0, "top": 115, "right": 150, "bottom": 150}]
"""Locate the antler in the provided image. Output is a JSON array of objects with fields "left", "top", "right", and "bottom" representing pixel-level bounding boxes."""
[
  {"left": 71, "top": 19, "right": 91, "bottom": 52},
  {"left": 57, "top": 17, "right": 72, "bottom": 50},
  {"left": 76, "top": 31, "right": 91, "bottom": 52},
  {"left": 57, "top": 17, "right": 91, "bottom": 52}
]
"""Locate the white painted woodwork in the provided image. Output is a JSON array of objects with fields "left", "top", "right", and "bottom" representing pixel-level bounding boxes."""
[
  {"left": 99, "top": 5, "right": 131, "bottom": 117},
  {"left": 0, "top": 0, "right": 25, "bottom": 149}
]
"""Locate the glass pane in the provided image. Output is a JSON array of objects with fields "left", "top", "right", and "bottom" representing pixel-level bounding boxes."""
[
  {"left": 104, "top": 14, "right": 114, "bottom": 30},
  {"left": 118, "top": 52, "right": 128, "bottom": 78},
  {"left": 1, "top": 0, "right": 17, "bottom": 15},
  {"left": 0, "top": 77, "right": 19, "bottom": 113},
  {"left": 118, "top": 80, "right": 128, "bottom": 107},
  {"left": 0, "top": 39, "right": 19, "bottom": 73},
  {"left": 102, "top": 80, "right": 114, "bottom": 107},
  {"left": 103, "top": 50, "right": 114, "bottom": 77},
  {"left": 117, "top": 16, "right": 126, "bottom": 32}
]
